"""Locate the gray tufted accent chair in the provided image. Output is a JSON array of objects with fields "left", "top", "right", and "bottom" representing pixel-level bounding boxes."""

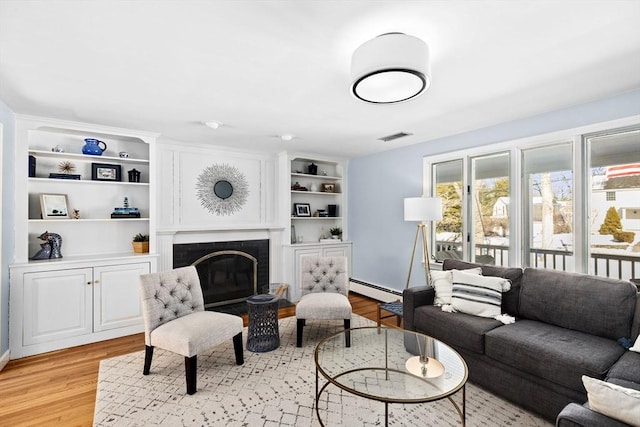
[
  {"left": 139, "top": 266, "right": 244, "bottom": 395},
  {"left": 295, "top": 256, "right": 352, "bottom": 347}
]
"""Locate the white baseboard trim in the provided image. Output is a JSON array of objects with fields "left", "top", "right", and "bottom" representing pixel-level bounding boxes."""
[
  {"left": 0, "top": 349, "right": 10, "bottom": 372},
  {"left": 349, "top": 279, "right": 402, "bottom": 303}
]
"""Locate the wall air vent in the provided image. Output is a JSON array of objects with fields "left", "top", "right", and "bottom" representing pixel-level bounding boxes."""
[{"left": 377, "top": 132, "right": 413, "bottom": 142}]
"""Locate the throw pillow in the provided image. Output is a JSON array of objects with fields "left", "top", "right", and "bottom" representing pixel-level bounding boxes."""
[
  {"left": 630, "top": 334, "right": 640, "bottom": 353},
  {"left": 432, "top": 267, "right": 482, "bottom": 306},
  {"left": 582, "top": 376, "right": 640, "bottom": 427},
  {"left": 451, "top": 270, "right": 511, "bottom": 318}
]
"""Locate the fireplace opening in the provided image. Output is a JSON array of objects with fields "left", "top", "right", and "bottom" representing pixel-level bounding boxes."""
[
  {"left": 173, "top": 239, "right": 269, "bottom": 308},
  {"left": 192, "top": 250, "right": 257, "bottom": 307}
]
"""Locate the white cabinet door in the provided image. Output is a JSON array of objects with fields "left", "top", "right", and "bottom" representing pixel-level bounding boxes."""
[
  {"left": 23, "top": 268, "right": 93, "bottom": 345},
  {"left": 93, "top": 262, "right": 150, "bottom": 332},
  {"left": 322, "top": 246, "right": 350, "bottom": 258}
]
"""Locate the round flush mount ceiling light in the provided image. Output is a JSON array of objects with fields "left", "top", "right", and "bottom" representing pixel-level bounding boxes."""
[
  {"left": 351, "top": 32, "right": 430, "bottom": 104},
  {"left": 280, "top": 134, "right": 294, "bottom": 141}
]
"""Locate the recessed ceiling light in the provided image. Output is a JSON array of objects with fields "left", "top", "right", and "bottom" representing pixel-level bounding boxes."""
[
  {"left": 204, "top": 121, "right": 223, "bottom": 129},
  {"left": 280, "top": 134, "right": 294, "bottom": 141}
]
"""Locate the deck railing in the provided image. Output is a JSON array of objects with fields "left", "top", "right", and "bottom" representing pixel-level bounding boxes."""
[{"left": 435, "top": 241, "right": 640, "bottom": 282}]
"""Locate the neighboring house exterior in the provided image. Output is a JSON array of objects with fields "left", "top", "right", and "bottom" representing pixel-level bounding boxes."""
[{"left": 593, "top": 164, "right": 640, "bottom": 233}]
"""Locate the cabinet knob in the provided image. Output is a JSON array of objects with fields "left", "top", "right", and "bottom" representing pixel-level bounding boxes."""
[
  {"left": 86, "top": 281, "right": 91, "bottom": 285},
  {"left": 94, "top": 280, "right": 100, "bottom": 284}
]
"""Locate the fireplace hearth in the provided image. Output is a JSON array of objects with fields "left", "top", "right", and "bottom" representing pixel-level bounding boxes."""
[{"left": 173, "top": 239, "right": 269, "bottom": 308}]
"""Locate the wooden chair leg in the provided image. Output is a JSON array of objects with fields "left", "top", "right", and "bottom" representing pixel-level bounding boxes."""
[
  {"left": 185, "top": 355, "right": 197, "bottom": 395},
  {"left": 296, "top": 318, "right": 305, "bottom": 347},
  {"left": 344, "top": 319, "right": 351, "bottom": 347},
  {"left": 233, "top": 332, "right": 244, "bottom": 365},
  {"left": 143, "top": 345, "right": 154, "bottom": 375}
]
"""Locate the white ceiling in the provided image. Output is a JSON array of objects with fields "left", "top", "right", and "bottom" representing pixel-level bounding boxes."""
[{"left": 1, "top": 0, "right": 639, "bottom": 158}]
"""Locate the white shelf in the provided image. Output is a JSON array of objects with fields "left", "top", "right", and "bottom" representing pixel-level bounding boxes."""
[
  {"left": 291, "top": 217, "right": 342, "bottom": 220},
  {"left": 28, "top": 177, "right": 149, "bottom": 186},
  {"left": 291, "top": 190, "right": 340, "bottom": 195},
  {"left": 29, "top": 218, "right": 149, "bottom": 223},
  {"left": 29, "top": 150, "right": 149, "bottom": 164},
  {"left": 291, "top": 173, "right": 341, "bottom": 180},
  {"left": 12, "top": 252, "right": 157, "bottom": 268}
]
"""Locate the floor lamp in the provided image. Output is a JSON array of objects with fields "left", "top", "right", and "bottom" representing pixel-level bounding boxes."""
[{"left": 404, "top": 197, "right": 443, "bottom": 289}]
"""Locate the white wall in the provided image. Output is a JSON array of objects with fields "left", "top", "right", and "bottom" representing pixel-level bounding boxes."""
[
  {"left": 347, "top": 89, "right": 640, "bottom": 292},
  {"left": 154, "top": 140, "right": 283, "bottom": 279},
  {"left": 0, "top": 100, "right": 16, "bottom": 361}
]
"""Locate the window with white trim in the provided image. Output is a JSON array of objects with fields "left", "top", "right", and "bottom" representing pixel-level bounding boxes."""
[{"left": 426, "top": 121, "right": 640, "bottom": 281}]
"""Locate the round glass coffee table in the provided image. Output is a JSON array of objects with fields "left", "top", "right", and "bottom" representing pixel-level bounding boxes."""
[{"left": 314, "top": 326, "right": 468, "bottom": 426}]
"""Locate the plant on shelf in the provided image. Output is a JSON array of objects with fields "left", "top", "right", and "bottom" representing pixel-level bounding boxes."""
[
  {"left": 329, "top": 227, "right": 342, "bottom": 239},
  {"left": 132, "top": 233, "right": 149, "bottom": 253}
]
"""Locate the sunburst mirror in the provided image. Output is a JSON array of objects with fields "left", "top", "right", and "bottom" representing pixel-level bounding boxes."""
[{"left": 195, "top": 163, "right": 249, "bottom": 216}]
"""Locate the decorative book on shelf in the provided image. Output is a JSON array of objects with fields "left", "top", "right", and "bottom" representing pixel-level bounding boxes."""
[
  {"left": 49, "top": 173, "right": 81, "bottom": 180},
  {"left": 110, "top": 207, "right": 141, "bottom": 218}
]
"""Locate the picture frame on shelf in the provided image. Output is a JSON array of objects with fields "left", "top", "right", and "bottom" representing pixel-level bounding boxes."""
[
  {"left": 321, "top": 183, "right": 335, "bottom": 193},
  {"left": 91, "top": 163, "right": 122, "bottom": 181},
  {"left": 40, "top": 193, "right": 70, "bottom": 219},
  {"left": 294, "top": 203, "right": 311, "bottom": 217}
]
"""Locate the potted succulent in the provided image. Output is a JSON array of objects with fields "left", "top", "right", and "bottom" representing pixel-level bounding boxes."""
[
  {"left": 329, "top": 227, "right": 342, "bottom": 240},
  {"left": 132, "top": 233, "right": 149, "bottom": 253}
]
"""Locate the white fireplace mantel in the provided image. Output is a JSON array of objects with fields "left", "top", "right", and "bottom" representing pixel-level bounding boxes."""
[{"left": 155, "top": 225, "right": 285, "bottom": 276}]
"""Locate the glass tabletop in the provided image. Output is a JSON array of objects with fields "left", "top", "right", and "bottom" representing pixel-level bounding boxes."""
[{"left": 314, "top": 326, "right": 468, "bottom": 404}]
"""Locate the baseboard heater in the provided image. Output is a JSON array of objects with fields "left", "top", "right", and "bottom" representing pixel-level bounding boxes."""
[{"left": 349, "top": 278, "right": 403, "bottom": 302}]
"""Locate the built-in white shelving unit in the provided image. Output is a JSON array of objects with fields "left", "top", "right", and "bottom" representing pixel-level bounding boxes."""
[
  {"left": 278, "top": 152, "right": 352, "bottom": 301},
  {"left": 9, "top": 116, "right": 159, "bottom": 358}
]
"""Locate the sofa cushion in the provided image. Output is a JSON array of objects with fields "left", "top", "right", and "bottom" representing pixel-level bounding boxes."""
[
  {"left": 518, "top": 268, "right": 637, "bottom": 340},
  {"left": 442, "top": 259, "right": 523, "bottom": 316},
  {"left": 413, "top": 305, "right": 503, "bottom": 354},
  {"left": 607, "top": 351, "right": 640, "bottom": 385},
  {"left": 556, "top": 402, "right": 633, "bottom": 427},
  {"left": 431, "top": 267, "right": 482, "bottom": 306},
  {"left": 582, "top": 376, "right": 640, "bottom": 427},
  {"left": 451, "top": 270, "right": 511, "bottom": 318},
  {"left": 608, "top": 378, "right": 640, "bottom": 392},
  {"left": 485, "top": 319, "right": 626, "bottom": 393}
]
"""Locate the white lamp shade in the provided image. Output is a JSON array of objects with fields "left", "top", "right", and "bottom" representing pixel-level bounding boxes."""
[
  {"left": 404, "top": 197, "right": 442, "bottom": 222},
  {"left": 351, "top": 32, "right": 431, "bottom": 104}
]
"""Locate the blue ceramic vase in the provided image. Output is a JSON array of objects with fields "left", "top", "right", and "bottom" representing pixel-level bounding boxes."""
[{"left": 82, "top": 138, "right": 107, "bottom": 156}]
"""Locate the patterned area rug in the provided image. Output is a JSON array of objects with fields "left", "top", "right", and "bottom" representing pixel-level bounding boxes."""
[{"left": 94, "top": 315, "right": 551, "bottom": 426}]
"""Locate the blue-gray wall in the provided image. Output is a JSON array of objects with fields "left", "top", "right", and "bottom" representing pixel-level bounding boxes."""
[
  {"left": 347, "top": 89, "right": 640, "bottom": 291},
  {"left": 1, "top": 100, "right": 16, "bottom": 356}
]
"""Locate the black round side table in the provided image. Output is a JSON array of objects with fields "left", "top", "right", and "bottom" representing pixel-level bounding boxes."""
[{"left": 246, "top": 294, "right": 280, "bottom": 352}]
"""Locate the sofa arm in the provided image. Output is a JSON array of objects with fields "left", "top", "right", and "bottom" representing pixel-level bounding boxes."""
[
  {"left": 403, "top": 286, "right": 435, "bottom": 332},
  {"left": 556, "top": 403, "right": 631, "bottom": 427}
]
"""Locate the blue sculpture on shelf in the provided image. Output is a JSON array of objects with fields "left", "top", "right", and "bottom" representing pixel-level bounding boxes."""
[{"left": 30, "top": 231, "right": 63, "bottom": 260}]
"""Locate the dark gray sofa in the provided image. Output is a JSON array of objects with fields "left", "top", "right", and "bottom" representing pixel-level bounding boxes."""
[{"left": 403, "top": 259, "right": 640, "bottom": 423}]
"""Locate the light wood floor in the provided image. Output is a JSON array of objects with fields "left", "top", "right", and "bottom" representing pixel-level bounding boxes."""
[{"left": 0, "top": 293, "right": 400, "bottom": 426}]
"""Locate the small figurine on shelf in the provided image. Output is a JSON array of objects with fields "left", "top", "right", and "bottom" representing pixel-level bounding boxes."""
[
  {"left": 308, "top": 163, "right": 318, "bottom": 175},
  {"left": 72, "top": 209, "right": 80, "bottom": 219},
  {"left": 49, "top": 160, "right": 81, "bottom": 180},
  {"left": 30, "top": 231, "right": 63, "bottom": 260},
  {"left": 291, "top": 182, "right": 307, "bottom": 191},
  {"left": 128, "top": 169, "right": 141, "bottom": 183}
]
